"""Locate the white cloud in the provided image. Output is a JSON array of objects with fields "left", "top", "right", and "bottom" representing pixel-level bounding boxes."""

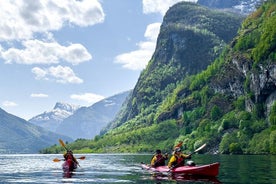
[
  {"left": 32, "top": 65, "right": 83, "bottom": 84},
  {"left": 1, "top": 39, "right": 92, "bottom": 65},
  {"left": 30, "top": 93, "right": 49, "bottom": 98},
  {"left": 0, "top": 0, "right": 105, "bottom": 41},
  {"left": 70, "top": 93, "right": 105, "bottom": 104},
  {"left": 143, "top": 0, "right": 197, "bottom": 15},
  {"left": 114, "top": 23, "right": 161, "bottom": 70},
  {"left": 2, "top": 101, "right": 18, "bottom": 107},
  {"left": 0, "top": 0, "right": 100, "bottom": 84}
]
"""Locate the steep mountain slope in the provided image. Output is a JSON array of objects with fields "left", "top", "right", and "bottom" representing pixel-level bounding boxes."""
[
  {"left": 90, "top": 0, "right": 275, "bottom": 154},
  {"left": 104, "top": 2, "right": 244, "bottom": 132},
  {"left": 153, "top": 0, "right": 276, "bottom": 154},
  {"left": 55, "top": 90, "right": 130, "bottom": 140},
  {"left": 0, "top": 108, "right": 72, "bottom": 153},
  {"left": 29, "top": 102, "right": 80, "bottom": 132}
]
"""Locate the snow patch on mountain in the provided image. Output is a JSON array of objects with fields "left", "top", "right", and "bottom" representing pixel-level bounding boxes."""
[
  {"left": 28, "top": 102, "right": 80, "bottom": 132},
  {"left": 234, "top": 0, "right": 262, "bottom": 14}
]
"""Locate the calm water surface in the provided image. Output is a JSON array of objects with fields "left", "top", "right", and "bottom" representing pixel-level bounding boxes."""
[{"left": 0, "top": 154, "right": 275, "bottom": 183}]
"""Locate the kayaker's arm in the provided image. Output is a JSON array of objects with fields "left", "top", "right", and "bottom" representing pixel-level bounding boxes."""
[
  {"left": 168, "top": 155, "right": 177, "bottom": 168},
  {"left": 150, "top": 156, "right": 157, "bottom": 166}
]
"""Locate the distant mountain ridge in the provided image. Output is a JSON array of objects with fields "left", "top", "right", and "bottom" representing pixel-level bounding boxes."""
[
  {"left": 197, "top": 0, "right": 263, "bottom": 14},
  {"left": 29, "top": 91, "right": 130, "bottom": 140},
  {"left": 29, "top": 102, "right": 80, "bottom": 132},
  {"left": 0, "top": 108, "right": 72, "bottom": 153},
  {"left": 55, "top": 90, "right": 131, "bottom": 140}
]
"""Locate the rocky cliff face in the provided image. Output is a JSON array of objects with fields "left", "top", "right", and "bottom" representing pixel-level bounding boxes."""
[
  {"left": 210, "top": 0, "right": 276, "bottom": 120},
  {"left": 116, "top": 2, "right": 244, "bottom": 124},
  {"left": 212, "top": 53, "right": 276, "bottom": 117}
]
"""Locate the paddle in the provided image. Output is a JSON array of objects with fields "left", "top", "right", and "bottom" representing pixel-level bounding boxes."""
[
  {"left": 169, "top": 143, "right": 206, "bottom": 171},
  {"left": 188, "top": 143, "right": 206, "bottom": 157},
  {"left": 58, "top": 139, "right": 81, "bottom": 167},
  {"left": 53, "top": 156, "right": 86, "bottom": 162},
  {"left": 174, "top": 141, "right": 183, "bottom": 149},
  {"left": 59, "top": 139, "right": 68, "bottom": 151}
]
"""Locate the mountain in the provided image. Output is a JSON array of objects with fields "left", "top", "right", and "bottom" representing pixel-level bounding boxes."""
[
  {"left": 104, "top": 2, "right": 244, "bottom": 132},
  {"left": 45, "top": 2, "right": 244, "bottom": 153},
  {"left": 197, "top": 0, "right": 263, "bottom": 14},
  {"left": 43, "top": 0, "right": 276, "bottom": 155},
  {"left": 0, "top": 108, "right": 72, "bottom": 153},
  {"left": 29, "top": 102, "right": 80, "bottom": 132},
  {"left": 55, "top": 90, "right": 131, "bottom": 140}
]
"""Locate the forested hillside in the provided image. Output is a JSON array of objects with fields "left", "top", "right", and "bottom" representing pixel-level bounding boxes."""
[{"left": 41, "top": 0, "right": 276, "bottom": 155}]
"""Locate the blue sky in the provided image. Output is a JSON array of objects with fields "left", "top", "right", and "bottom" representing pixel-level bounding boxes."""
[{"left": 0, "top": 0, "right": 196, "bottom": 120}]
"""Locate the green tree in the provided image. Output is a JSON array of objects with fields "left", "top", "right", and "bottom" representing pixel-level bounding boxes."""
[
  {"left": 211, "top": 105, "right": 221, "bottom": 121},
  {"left": 269, "top": 102, "right": 276, "bottom": 125},
  {"left": 270, "top": 130, "right": 276, "bottom": 154}
]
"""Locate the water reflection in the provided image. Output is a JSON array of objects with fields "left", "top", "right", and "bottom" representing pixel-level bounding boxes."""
[
  {"left": 0, "top": 154, "right": 275, "bottom": 183},
  {"left": 149, "top": 173, "right": 221, "bottom": 183},
  {"left": 63, "top": 171, "right": 74, "bottom": 178}
]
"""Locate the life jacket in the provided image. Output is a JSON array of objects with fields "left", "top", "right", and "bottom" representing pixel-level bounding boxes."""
[
  {"left": 176, "top": 156, "right": 185, "bottom": 166},
  {"left": 171, "top": 155, "right": 185, "bottom": 167},
  {"left": 154, "top": 154, "right": 166, "bottom": 167}
]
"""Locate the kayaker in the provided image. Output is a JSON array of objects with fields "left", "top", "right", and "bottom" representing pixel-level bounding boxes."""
[
  {"left": 63, "top": 150, "right": 79, "bottom": 166},
  {"left": 168, "top": 147, "right": 191, "bottom": 169},
  {"left": 150, "top": 149, "right": 168, "bottom": 167}
]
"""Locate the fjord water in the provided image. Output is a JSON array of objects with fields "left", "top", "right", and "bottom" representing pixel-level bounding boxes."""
[{"left": 0, "top": 154, "right": 275, "bottom": 184}]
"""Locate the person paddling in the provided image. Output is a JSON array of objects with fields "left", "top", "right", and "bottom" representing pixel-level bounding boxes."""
[
  {"left": 168, "top": 147, "right": 191, "bottom": 169},
  {"left": 150, "top": 149, "right": 168, "bottom": 167},
  {"left": 63, "top": 150, "right": 79, "bottom": 167}
]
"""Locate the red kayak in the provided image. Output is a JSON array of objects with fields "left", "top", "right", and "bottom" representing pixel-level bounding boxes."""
[
  {"left": 62, "top": 159, "right": 77, "bottom": 172},
  {"left": 141, "top": 162, "right": 220, "bottom": 177}
]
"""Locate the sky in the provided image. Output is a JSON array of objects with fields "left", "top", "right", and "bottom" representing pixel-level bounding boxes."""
[{"left": 0, "top": 0, "right": 197, "bottom": 120}]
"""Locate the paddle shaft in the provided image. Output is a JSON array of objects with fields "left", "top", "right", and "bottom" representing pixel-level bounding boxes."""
[
  {"left": 53, "top": 156, "right": 85, "bottom": 162},
  {"left": 59, "top": 139, "right": 81, "bottom": 167}
]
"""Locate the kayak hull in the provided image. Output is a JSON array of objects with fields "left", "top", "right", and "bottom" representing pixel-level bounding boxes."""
[{"left": 141, "top": 162, "right": 220, "bottom": 177}]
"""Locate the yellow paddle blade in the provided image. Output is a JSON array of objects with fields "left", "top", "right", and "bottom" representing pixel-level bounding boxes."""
[
  {"left": 59, "top": 139, "right": 66, "bottom": 148},
  {"left": 53, "top": 158, "right": 61, "bottom": 162}
]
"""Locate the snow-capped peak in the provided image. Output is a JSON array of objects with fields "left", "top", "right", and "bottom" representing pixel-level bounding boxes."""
[{"left": 29, "top": 102, "right": 80, "bottom": 122}]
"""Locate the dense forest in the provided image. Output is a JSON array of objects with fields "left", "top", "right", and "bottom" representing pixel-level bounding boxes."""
[{"left": 41, "top": 0, "right": 276, "bottom": 155}]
